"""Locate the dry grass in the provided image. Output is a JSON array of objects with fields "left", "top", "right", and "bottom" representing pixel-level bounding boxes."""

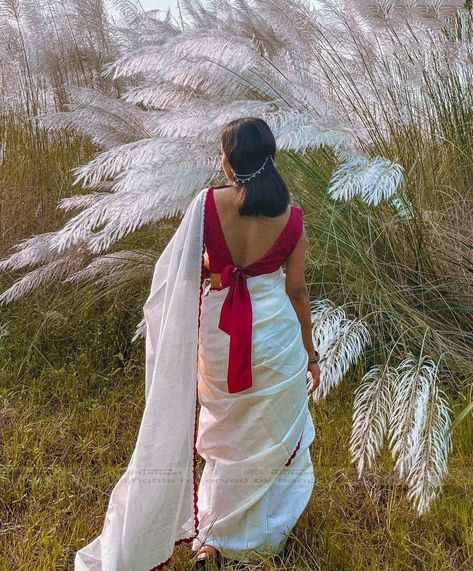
[{"left": 1, "top": 338, "right": 472, "bottom": 569}]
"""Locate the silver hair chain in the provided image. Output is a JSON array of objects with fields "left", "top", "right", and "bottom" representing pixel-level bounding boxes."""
[{"left": 230, "top": 155, "right": 276, "bottom": 183}]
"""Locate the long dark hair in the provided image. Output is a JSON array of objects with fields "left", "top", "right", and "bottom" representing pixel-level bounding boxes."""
[{"left": 217, "top": 117, "right": 290, "bottom": 217}]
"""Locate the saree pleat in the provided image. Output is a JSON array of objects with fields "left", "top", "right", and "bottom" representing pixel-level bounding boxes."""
[{"left": 192, "top": 267, "right": 316, "bottom": 562}]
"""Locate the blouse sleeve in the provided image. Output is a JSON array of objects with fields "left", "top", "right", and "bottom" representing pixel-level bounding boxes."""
[
  {"left": 293, "top": 205, "right": 304, "bottom": 246},
  {"left": 283, "top": 205, "right": 304, "bottom": 260}
]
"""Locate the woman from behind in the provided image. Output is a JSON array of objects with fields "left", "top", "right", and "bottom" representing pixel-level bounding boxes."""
[
  {"left": 191, "top": 117, "right": 321, "bottom": 568},
  {"left": 74, "top": 116, "right": 321, "bottom": 571}
]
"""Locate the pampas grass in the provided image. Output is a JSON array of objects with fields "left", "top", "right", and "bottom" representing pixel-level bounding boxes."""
[{"left": 1, "top": 0, "right": 472, "bottom": 567}]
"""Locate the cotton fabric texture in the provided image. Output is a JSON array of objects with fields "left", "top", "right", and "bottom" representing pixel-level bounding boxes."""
[{"left": 74, "top": 186, "right": 316, "bottom": 571}]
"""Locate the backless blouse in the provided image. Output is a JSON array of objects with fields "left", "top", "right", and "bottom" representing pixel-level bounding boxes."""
[{"left": 203, "top": 186, "right": 304, "bottom": 394}]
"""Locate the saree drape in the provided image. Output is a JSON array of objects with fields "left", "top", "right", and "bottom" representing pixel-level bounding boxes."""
[
  {"left": 74, "top": 186, "right": 316, "bottom": 571},
  {"left": 75, "top": 187, "right": 208, "bottom": 571}
]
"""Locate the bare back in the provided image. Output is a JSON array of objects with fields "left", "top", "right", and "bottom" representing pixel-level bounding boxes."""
[
  {"left": 206, "top": 186, "right": 308, "bottom": 298},
  {"left": 212, "top": 186, "right": 292, "bottom": 268}
]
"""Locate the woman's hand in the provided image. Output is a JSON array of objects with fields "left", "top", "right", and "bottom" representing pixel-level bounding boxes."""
[
  {"left": 203, "top": 251, "right": 210, "bottom": 278},
  {"left": 307, "top": 363, "right": 320, "bottom": 396}
]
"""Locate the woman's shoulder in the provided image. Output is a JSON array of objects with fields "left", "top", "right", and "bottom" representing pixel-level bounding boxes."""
[
  {"left": 211, "top": 185, "right": 234, "bottom": 196},
  {"left": 288, "top": 202, "right": 304, "bottom": 242},
  {"left": 208, "top": 185, "right": 237, "bottom": 206},
  {"left": 290, "top": 201, "right": 303, "bottom": 217}
]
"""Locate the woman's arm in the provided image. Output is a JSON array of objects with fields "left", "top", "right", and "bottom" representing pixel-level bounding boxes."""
[
  {"left": 203, "top": 248, "right": 210, "bottom": 278},
  {"left": 285, "top": 226, "right": 316, "bottom": 357},
  {"left": 285, "top": 223, "right": 320, "bottom": 396}
]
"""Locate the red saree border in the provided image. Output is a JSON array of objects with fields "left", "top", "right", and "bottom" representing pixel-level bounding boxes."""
[{"left": 285, "top": 427, "right": 304, "bottom": 467}]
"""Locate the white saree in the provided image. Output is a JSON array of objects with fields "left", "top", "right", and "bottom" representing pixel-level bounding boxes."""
[
  {"left": 75, "top": 186, "right": 316, "bottom": 571},
  {"left": 194, "top": 268, "right": 316, "bottom": 563}
]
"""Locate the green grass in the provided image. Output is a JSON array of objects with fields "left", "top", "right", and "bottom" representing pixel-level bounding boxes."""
[{"left": 0, "top": 300, "right": 471, "bottom": 569}]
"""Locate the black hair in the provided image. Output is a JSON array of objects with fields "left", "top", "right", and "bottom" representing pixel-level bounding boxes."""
[{"left": 217, "top": 117, "right": 290, "bottom": 217}]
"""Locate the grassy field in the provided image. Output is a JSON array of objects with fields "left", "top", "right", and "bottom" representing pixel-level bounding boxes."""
[
  {"left": 1, "top": 298, "right": 471, "bottom": 570},
  {"left": 1, "top": 111, "right": 472, "bottom": 569}
]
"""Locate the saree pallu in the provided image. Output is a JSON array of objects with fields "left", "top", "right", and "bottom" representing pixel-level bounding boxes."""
[{"left": 193, "top": 267, "right": 316, "bottom": 562}]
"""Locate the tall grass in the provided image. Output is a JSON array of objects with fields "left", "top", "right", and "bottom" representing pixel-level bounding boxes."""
[{"left": 0, "top": 113, "right": 97, "bottom": 256}]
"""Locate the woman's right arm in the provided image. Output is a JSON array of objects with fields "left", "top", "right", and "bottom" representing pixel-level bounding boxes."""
[{"left": 285, "top": 223, "right": 320, "bottom": 395}]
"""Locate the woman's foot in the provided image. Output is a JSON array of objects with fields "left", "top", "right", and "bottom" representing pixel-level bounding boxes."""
[
  {"left": 191, "top": 544, "right": 221, "bottom": 569},
  {"left": 197, "top": 545, "right": 218, "bottom": 560}
]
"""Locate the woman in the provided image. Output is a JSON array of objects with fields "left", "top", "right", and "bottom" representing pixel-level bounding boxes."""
[
  {"left": 74, "top": 117, "right": 320, "bottom": 571},
  {"left": 190, "top": 118, "right": 320, "bottom": 568}
]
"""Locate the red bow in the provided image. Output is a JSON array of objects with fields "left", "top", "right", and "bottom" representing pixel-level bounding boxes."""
[{"left": 218, "top": 264, "right": 253, "bottom": 393}]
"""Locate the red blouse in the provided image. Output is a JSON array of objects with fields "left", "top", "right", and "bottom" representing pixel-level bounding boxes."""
[{"left": 203, "top": 186, "right": 304, "bottom": 394}]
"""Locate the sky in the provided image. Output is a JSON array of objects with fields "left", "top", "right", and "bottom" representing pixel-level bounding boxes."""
[
  {"left": 138, "top": 1, "right": 322, "bottom": 16},
  {"left": 139, "top": 0, "right": 182, "bottom": 13}
]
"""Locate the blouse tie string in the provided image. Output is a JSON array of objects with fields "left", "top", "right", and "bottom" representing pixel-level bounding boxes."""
[{"left": 218, "top": 263, "right": 253, "bottom": 393}]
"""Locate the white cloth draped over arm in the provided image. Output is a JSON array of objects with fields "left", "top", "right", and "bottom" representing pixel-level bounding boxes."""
[{"left": 75, "top": 187, "right": 208, "bottom": 571}]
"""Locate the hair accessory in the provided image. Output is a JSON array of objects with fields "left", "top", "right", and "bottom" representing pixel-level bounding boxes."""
[{"left": 230, "top": 155, "right": 276, "bottom": 183}]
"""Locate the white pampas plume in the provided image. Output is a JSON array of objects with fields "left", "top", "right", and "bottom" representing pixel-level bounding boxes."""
[
  {"left": 406, "top": 383, "right": 452, "bottom": 514},
  {"left": 132, "top": 317, "right": 146, "bottom": 343},
  {"left": 390, "top": 196, "right": 415, "bottom": 219},
  {"left": 388, "top": 355, "right": 452, "bottom": 514},
  {"left": 349, "top": 365, "right": 394, "bottom": 477},
  {"left": 0, "top": 251, "right": 86, "bottom": 305},
  {"left": 64, "top": 250, "right": 154, "bottom": 287},
  {"left": 327, "top": 155, "right": 404, "bottom": 206},
  {"left": 309, "top": 299, "right": 371, "bottom": 404}
]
